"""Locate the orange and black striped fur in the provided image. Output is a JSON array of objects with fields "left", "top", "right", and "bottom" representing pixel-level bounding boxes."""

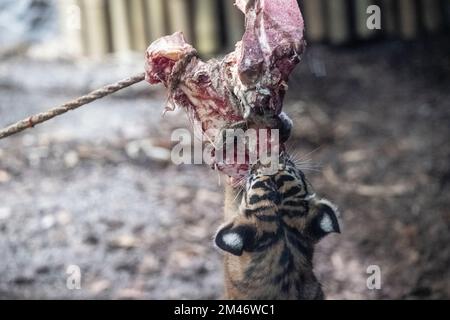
[{"left": 216, "top": 155, "right": 340, "bottom": 300}]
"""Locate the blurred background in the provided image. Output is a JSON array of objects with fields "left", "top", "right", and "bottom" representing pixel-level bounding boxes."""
[{"left": 0, "top": 0, "right": 449, "bottom": 299}]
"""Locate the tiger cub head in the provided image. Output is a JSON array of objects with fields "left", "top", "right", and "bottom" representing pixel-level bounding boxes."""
[{"left": 215, "top": 154, "right": 340, "bottom": 257}]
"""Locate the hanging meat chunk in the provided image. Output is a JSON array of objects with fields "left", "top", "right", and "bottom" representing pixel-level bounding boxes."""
[{"left": 145, "top": 0, "right": 305, "bottom": 179}]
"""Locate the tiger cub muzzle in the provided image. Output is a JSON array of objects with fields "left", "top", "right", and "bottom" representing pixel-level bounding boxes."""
[{"left": 216, "top": 164, "right": 340, "bottom": 255}]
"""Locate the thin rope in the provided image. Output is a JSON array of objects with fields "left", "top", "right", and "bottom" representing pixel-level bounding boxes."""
[{"left": 0, "top": 72, "right": 145, "bottom": 140}]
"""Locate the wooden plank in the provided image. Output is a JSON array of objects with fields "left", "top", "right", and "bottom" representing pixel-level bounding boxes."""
[
  {"left": 354, "top": 0, "right": 379, "bottom": 39},
  {"left": 398, "top": 0, "right": 418, "bottom": 39},
  {"left": 194, "top": 0, "right": 220, "bottom": 55},
  {"left": 144, "top": 0, "right": 167, "bottom": 41},
  {"left": 57, "top": 0, "right": 85, "bottom": 56},
  {"left": 82, "top": 0, "right": 110, "bottom": 58},
  {"left": 379, "top": 0, "right": 398, "bottom": 37},
  {"left": 167, "top": 0, "right": 193, "bottom": 41},
  {"left": 445, "top": 0, "right": 450, "bottom": 30},
  {"left": 302, "top": 0, "right": 326, "bottom": 42},
  {"left": 326, "top": 0, "right": 351, "bottom": 44},
  {"left": 421, "top": 0, "right": 443, "bottom": 33},
  {"left": 109, "top": 0, "right": 133, "bottom": 54},
  {"left": 223, "top": 0, "right": 245, "bottom": 48},
  {"left": 129, "top": 0, "right": 148, "bottom": 51}
]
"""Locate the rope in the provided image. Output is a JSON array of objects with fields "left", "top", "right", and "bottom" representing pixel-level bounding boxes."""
[{"left": 0, "top": 72, "right": 145, "bottom": 140}]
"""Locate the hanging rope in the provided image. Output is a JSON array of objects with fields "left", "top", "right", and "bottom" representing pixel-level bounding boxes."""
[{"left": 0, "top": 72, "right": 146, "bottom": 140}]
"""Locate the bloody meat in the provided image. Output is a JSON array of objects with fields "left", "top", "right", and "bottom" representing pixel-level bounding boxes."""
[{"left": 145, "top": 0, "right": 305, "bottom": 180}]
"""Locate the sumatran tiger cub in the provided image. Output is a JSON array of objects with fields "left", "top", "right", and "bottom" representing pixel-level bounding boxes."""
[{"left": 215, "top": 154, "right": 340, "bottom": 300}]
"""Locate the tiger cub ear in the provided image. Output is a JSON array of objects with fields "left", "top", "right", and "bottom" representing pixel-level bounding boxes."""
[
  {"left": 214, "top": 223, "right": 256, "bottom": 256},
  {"left": 309, "top": 199, "right": 341, "bottom": 241}
]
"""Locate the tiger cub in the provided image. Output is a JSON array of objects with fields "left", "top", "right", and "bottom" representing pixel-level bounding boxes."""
[{"left": 215, "top": 155, "right": 340, "bottom": 300}]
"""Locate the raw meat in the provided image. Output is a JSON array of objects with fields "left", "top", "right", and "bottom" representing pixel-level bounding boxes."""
[{"left": 145, "top": 0, "right": 305, "bottom": 179}]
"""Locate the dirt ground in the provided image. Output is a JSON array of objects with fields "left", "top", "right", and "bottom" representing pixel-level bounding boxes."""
[{"left": 0, "top": 37, "right": 449, "bottom": 299}]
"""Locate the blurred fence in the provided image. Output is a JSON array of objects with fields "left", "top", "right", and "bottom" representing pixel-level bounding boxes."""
[{"left": 58, "top": 0, "right": 450, "bottom": 58}]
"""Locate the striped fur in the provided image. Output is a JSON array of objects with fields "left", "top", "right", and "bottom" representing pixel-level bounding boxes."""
[{"left": 217, "top": 156, "right": 340, "bottom": 300}]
